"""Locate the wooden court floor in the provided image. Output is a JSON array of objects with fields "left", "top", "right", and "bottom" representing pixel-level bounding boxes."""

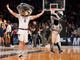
[{"left": 0, "top": 46, "right": 80, "bottom": 60}]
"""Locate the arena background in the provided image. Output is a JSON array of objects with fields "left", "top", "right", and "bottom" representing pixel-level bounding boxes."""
[{"left": 0, "top": 0, "right": 80, "bottom": 46}]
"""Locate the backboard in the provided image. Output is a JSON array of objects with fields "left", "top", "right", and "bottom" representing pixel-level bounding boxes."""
[{"left": 43, "top": 0, "right": 65, "bottom": 11}]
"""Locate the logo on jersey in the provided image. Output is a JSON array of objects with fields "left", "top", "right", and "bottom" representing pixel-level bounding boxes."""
[{"left": 24, "top": 19, "right": 26, "bottom": 22}]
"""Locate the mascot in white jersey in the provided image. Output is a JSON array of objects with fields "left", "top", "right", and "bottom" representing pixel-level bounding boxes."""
[
  {"left": 50, "top": 11, "right": 63, "bottom": 53},
  {"left": 6, "top": 3, "right": 44, "bottom": 58}
]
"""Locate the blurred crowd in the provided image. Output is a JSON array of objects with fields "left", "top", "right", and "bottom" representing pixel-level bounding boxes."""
[
  {"left": 0, "top": 10, "right": 80, "bottom": 47},
  {"left": 64, "top": 20, "right": 80, "bottom": 46},
  {"left": 0, "top": 15, "right": 18, "bottom": 47},
  {"left": 0, "top": 14, "right": 51, "bottom": 47}
]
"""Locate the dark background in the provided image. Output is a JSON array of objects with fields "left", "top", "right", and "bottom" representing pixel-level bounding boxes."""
[
  {"left": 0, "top": 0, "right": 80, "bottom": 25},
  {"left": 0, "top": 0, "right": 47, "bottom": 23}
]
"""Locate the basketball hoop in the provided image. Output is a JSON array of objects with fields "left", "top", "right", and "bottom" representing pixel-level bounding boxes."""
[{"left": 50, "top": 8, "right": 56, "bottom": 13}]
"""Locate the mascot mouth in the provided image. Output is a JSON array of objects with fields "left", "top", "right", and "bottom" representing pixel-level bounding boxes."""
[{"left": 17, "top": 3, "right": 34, "bottom": 16}]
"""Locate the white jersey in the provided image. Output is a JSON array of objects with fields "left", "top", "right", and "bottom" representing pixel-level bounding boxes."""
[
  {"left": 17, "top": 15, "right": 33, "bottom": 42},
  {"left": 6, "top": 24, "right": 12, "bottom": 33},
  {"left": 51, "top": 23, "right": 62, "bottom": 33},
  {"left": 17, "top": 15, "right": 33, "bottom": 29}
]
